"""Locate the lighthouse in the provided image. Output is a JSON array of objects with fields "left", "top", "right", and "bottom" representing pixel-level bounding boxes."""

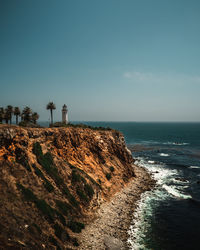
[{"left": 62, "top": 104, "right": 68, "bottom": 124}]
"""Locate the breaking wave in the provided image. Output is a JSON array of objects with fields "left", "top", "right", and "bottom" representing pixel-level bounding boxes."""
[{"left": 128, "top": 157, "right": 192, "bottom": 249}]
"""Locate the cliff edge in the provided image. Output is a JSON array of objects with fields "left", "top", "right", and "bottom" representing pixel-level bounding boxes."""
[{"left": 0, "top": 125, "right": 135, "bottom": 249}]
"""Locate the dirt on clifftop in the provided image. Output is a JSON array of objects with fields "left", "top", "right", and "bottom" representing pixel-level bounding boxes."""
[{"left": 0, "top": 124, "right": 135, "bottom": 249}]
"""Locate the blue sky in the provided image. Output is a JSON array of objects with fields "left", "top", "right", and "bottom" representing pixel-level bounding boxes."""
[{"left": 1, "top": 0, "right": 200, "bottom": 121}]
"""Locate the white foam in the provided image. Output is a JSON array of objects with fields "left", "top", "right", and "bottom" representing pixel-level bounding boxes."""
[
  {"left": 148, "top": 160, "right": 155, "bottom": 164},
  {"left": 173, "top": 142, "right": 189, "bottom": 146},
  {"left": 162, "top": 184, "right": 191, "bottom": 199},
  {"left": 163, "top": 142, "right": 189, "bottom": 146},
  {"left": 189, "top": 166, "right": 200, "bottom": 169},
  {"left": 159, "top": 153, "right": 169, "bottom": 157},
  {"left": 135, "top": 157, "right": 177, "bottom": 185},
  {"left": 172, "top": 178, "right": 189, "bottom": 184},
  {"left": 128, "top": 157, "right": 192, "bottom": 248},
  {"left": 128, "top": 188, "right": 169, "bottom": 249}
]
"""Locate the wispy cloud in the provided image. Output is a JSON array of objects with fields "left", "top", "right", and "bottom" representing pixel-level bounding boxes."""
[{"left": 123, "top": 71, "right": 200, "bottom": 85}]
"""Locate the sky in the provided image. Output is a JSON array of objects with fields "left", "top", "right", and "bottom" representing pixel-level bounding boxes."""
[{"left": 1, "top": 0, "right": 200, "bottom": 122}]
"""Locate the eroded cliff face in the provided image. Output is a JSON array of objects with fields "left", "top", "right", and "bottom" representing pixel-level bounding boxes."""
[{"left": 0, "top": 125, "right": 135, "bottom": 249}]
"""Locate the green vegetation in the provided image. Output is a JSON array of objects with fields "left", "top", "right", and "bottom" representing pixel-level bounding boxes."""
[
  {"left": 46, "top": 102, "right": 56, "bottom": 125},
  {"left": 33, "top": 164, "right": 54, "bottom": 192},
  {"left": 54, "top": 223, "right": 64, "bottom": 240},
  {"left": 84, "top": 183, "right": 94, "bottom": 198},
  {"left": 53, "top": 223, "right": 70, "bottom": 242},
  {"left": 33, "top": 164, "right": 44, "bottom": 178},
  {"left": 49, "top": 236, "right": 61, "bottom": 250},
  {"left": 18, "top": 121, "right": 41, "bottom": 128},
  {"left": 55, "top": 211, "right": 66, "bottom": 226},
  {"left": 71, "top": 169, "right": 82, "bottom": 183},
  {"left": 17, "top": 183, "right": 36, "bottom": 201},
  {"left": 62, "top": 186, "right": 79, "bottom": 208},
  {"left": 106, "top": 173, "right": 112, "bottom": 180},
  {"left": 15, "top": 153, "right": 31, "bottom": 172},
  {"left": 34, "top": 199, "right": 55, "bottom": 223},
  {"left": 0, "top": 104, "right": 39, "bottom": 125},
  {"left": 32, "top": 112, "right": 39, "bottom": 124},
  {"left": 32, "top": 142, "right": 43, "bottom": 158},
  {"left": 43, "top": 180, "right": 54, "bottom": 193},
  {"left": 109, "top": 166, "right": 115, "bottom": 172},
  {"left": 72, "top": 238, "right": 79, "bottom": 247},
  {"left": 56, "top": 200, "right": 73, "bottom": 216},
  {"left": 17, "top": 183, "right": 64, "bottom": 225},
  {"left": 71, "top": 167, "right": 95, "bottom": 203},
  {"left": 14, "top": 107, "right": 21, "bottom": 125},
  {"left": 51, "top": 121, "right": 113, "bottom": 131},
  {"left": 33, "top": 142, "right": 80, "bottom": 208},
  {"left": 76, "top": 187, "right": 88, "bottom": 202},
  {"left": 33, "top": 143, "right": 63, "bottom": 185},
  {"left": 67, "top": 220, "right": 85, "bottom": 233}
]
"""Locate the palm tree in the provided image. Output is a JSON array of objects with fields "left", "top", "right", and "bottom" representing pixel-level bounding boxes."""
[
  {"left": 7, "top": 105, "right": 13, "bottom": 124},
  {"left": 0, "top": 107, "right": 4, "bottom": 123},
  {"left": 4, "top": 108, "right": 10, "bottom": 124},
  {"left": 14, "top": 107, "right": 21, "bottom": 125},
  {"left": 22, "top": 106, "right": 32, "bottom": 122},
  {"left": 31, "top": 112, "right": 39, "bottom": 124},
  {"left": 46, "top": 102, "right": 56, "bottom": 125}
]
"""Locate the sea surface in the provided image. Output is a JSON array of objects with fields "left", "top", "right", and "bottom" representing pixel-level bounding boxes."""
[
  {"left": 40, "top": 121, "right": 200, "bottom": 249},
  {"left": 87, "top": 122, "right": 200, "bottom": 250}
]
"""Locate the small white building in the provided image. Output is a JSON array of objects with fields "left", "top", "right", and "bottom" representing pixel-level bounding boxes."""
[{"left": 62, "top": 104, "right": 68, "bottom": 124}]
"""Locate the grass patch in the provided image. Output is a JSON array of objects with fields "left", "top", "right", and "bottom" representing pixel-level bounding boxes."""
[
  {"left": 62, "top": 187, "right": 79, "bottom": 208},
  {"left": 35, "top": 199, "right": 55, "bottom": 223},
  {"left": 43, "top": 180, "right": 54, "bottom": 193},
  {"left": 32, "top": 142, "right": 43, "bottom": 158},
  {"left": 16, "top": 155, "right": 31, "bottom": 172},
  {"left": 51, "top": 122, "right": 113, "bottom": 131},
  {"left": 53, "top": 223, "right": 63, "bottom": 240},
  {"left": 17, "top": 183, "right": 37, "bottom": 201},
  {"left": 55, "top": 210, "right": 66, "bottom": 226},
  {"left": 109, "top": 166, "right": 115, "bottom": 172},
  {"left": 54, "top": 223, "right": 70, "bottom": 241},
  {"left": 32, "top": 143, "right": 80, "bottom": 208},
  {"left": 67, "top": 220, "right": 85, "bottom": 233},
  {"left": 71, "top": 169, "right": 81, "bottom": 183},
  {"left": 33, "top": 164, "right": 54, "bottom": 192},
  {"left": 49, "top": 236, "right": 61, "bottom": 250},
  {"left": 33, "top": 164, "right": 44, "bottom": 178},
  {"left": 72, "top": 238, "right": 79, "bottom": 247},
  {"left": 56, "top": 200, "right": 73, "bottom": 216},
  {"left": 17, "top": 184, "right": 67, "bottom": 227},
  {"left": 84, "top": 184, "right": 94, "bottom": 198},
  {"left": 106, "top": 173, "right": 112, "bottom": 181},
  {"left": 33, "top": 143, "right": 64, "bottom": 187},
  {"left": 76, "top": 187, "right": 88, "bottom": 202}
]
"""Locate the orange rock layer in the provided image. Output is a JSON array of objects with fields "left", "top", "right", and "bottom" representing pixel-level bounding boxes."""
[{"left": 0, "top": 125, "right": 135, "bottom": 249}]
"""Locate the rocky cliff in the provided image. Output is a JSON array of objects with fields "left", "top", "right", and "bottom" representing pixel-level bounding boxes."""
[{"left": 0, "top": 125, "right": 135, "bottom": 249}]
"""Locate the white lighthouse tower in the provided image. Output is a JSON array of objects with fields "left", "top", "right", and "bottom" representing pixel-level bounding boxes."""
[{"left": 62, "top": 104, "right": 68, "bottom": 124}]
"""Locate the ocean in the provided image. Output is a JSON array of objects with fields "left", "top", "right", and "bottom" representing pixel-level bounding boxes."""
[{"left": 40, "top": 121, "right": 200, "bottom": 249}]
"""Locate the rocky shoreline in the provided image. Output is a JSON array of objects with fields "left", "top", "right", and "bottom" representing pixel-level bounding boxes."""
[{"left": 78, "top": 165, "right": 155, "bottom": 250}]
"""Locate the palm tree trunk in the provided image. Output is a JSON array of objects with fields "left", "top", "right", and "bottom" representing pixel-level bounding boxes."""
[
  {"left": 16, "top": 115, "right": 18, "bottom": 125},
  {"left": 50, "top": 109, "right": 53, "bottom": 124}
]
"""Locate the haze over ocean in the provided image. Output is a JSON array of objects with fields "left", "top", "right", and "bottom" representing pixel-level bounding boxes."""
[{"left": 1, "top": 0, "right": 200, "bottom": 122}]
